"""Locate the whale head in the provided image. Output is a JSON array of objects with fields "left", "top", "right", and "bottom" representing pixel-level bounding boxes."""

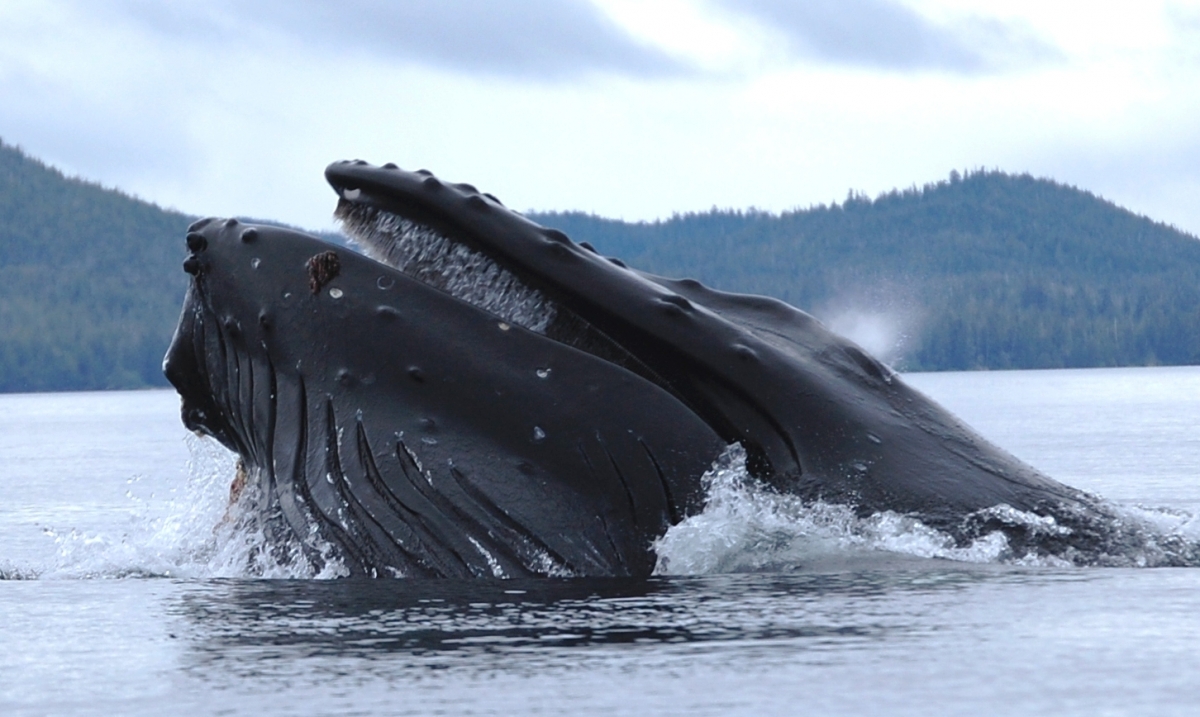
[{"left": 165, "top": 160, "right": 1104, "bottom": 577}]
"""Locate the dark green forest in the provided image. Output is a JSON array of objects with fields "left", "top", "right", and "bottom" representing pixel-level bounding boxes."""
[
  {"left": 531, "top": 171, "right": 1200, "bottom": 371},
  {"left": 2, "top": 139, "right": 1198, "bottom": 392},
  {"left": 0, "top": 141, "right": 193, "bottom": 391},
  {"left": 0, "top": 141, "right": 343, "bottom": 392}
]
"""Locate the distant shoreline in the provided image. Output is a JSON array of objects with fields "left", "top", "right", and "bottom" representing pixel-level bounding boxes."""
[{"left": 4, "top": 141, "right": 1198, "bottom": 392}]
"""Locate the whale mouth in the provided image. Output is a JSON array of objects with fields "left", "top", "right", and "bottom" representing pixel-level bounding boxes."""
[
  {"left": 322, "top": 163, "right": 820, "bottom": 483},
  {"left": 330, "top": 182, "right": 682, "bottom": 403},
  {"left": 163, "top": 160, "right": 1148, "bottom": 575},
  {"left": 334, "top": 199, "right": 559, "bottom": 335}
]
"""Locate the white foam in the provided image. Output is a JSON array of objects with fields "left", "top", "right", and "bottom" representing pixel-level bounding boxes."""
[
  {"left": 653, "top": 445, "right": 1200, "bottom": 574},
  {"left": 37, "top": 436, "right": 347, "bottom": 580},
  {"left": 1094, "top": 502, "right": 1200, "bottom": 567},
  {"left": 23, "top": 438, "right": 1200, "bottom": 580},
  {"left": 652, "top": 444, "right": 1013, "bottom": 574}
]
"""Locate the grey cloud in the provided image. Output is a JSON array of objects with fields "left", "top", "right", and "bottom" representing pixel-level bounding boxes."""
[
  {"left": 91, "top": 0, "right": 689, "bottom": 80},
  {"left": 716, "top": 0, "right": 1061, "bottom": 73},
  {"left": 0, "top": 56, "right": 198, "bottom": 189},
  {"left": 1165, "top": 2, "right": 1200, "bottom": 65},
  {"left": 1044, "top": 131, "right": 1200, "bottom": 237}
]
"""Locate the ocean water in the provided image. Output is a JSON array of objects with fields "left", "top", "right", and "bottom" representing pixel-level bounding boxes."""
[{"left": 1, "top": 366, "right": 1198, "bottom": 715}]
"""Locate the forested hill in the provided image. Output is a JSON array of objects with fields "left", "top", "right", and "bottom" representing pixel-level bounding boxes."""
[
  {"left": 2, "top": 139, "right": 1198, "bottom": 393},
  {"left": 531, "top": 171, "right": 1200, "bottom": 371},
  {"left": 0, "top": 141, "right": 193, "bottom": 391},
  {"left": 0, "top": 141, "right": 344, "bottom": 392}
]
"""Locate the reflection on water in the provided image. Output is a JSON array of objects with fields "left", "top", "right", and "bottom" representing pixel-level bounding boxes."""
[
  {"left": 172, "top": 567, "right": 1089, "bottom": 682},
  {"left": 2, "top": 566, "right": 1188, "bottom": 717}
]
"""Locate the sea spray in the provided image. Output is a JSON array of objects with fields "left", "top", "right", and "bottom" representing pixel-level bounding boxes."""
[
  {"left": 25, "top": 438, "right": 1200, "bottom": 579},
  {"left": 39, "top": 435, "right": 346, "bottom": 579},
  {"left": 654, "top": 445, "right": 1200, "bottom": 573}
]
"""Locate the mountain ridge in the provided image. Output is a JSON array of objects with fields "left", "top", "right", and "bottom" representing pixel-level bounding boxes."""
[
  {"left": 1, "top": 140, "right": 1197, "bottom": 391},
  {"left": 530, "top": 170, "right": 1200, "bottom": 370}
]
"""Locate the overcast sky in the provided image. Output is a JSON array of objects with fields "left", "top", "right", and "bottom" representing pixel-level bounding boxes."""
[{"left": 1, "top": 0, "right": 1198, "bottom": 236}]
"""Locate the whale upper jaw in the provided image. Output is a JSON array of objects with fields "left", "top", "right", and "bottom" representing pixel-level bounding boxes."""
[{"left": 323, "top": 161, "right": 1091, "bottom": 517}]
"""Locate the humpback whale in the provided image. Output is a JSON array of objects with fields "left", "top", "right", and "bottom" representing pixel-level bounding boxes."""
[{"left": 164, "top": 160, "right": 1127, "bottom": 577}]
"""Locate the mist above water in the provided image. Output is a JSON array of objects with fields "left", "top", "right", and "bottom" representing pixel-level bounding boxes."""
[
  {"left": 818, "top": 285, "right": 923, "bottom": 367},
  {"left": 825, "top": 310, "right": 910, "bottom": 365}
]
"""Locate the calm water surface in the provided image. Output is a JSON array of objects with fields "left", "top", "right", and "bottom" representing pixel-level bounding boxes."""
[{"left": 1, "top": 367, "right": 1198, "bottom": 716}]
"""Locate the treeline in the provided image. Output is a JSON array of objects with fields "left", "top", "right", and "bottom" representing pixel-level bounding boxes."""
[
  {"left": 0, "top": 140, "right": 193, "bottom": 391},
  {"left": 0, "top": 140, "right": 357, "bottom": 392},
  {"left": 531, "top": 170, "right": 1200, "bottom": 370},
  {"left": 2, "top": 138, "right": 1198, "bottom": 392}
]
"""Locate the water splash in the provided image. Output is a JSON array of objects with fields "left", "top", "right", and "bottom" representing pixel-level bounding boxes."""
[
  {"left": 19, "top": 439, "right": 1200, "bottom": 580},
  {"left": 33, "top": 436, "right": 346, "bottom": 580},
  {"left": 654, "top": 445, "right": 1200, "bottom": 574}
]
